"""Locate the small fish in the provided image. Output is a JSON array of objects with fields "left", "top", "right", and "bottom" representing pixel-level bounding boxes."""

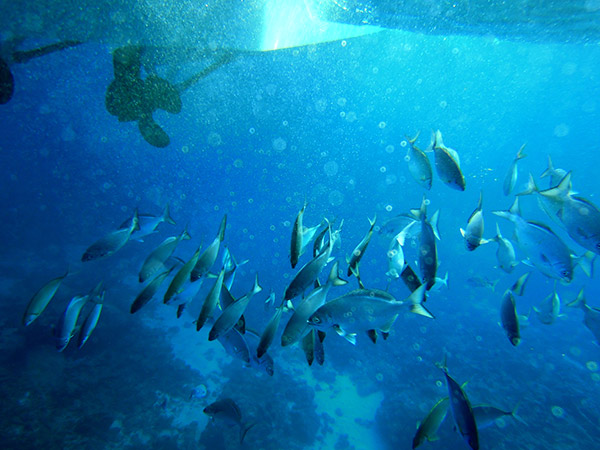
[
  {"left": 533, "top": 285, "right": 564, "bottom": 325},
  {"left": 386, "top": 222, "right": 416, "bottom": 278},
  {"left": 460, "top": 191, "right": 489, "bottom": 251},
  {"left": 203, "top": 398, "right": 256, "bottom": 444},
  {"left": 256, "top": 306, "right": 283, "bottom": 359},
  {"left": 301, "top": 328, "right": 317, "bottom": 366},
  {"left": 130, "top": 269, "right": 172, "bottom": 314},
  {"left": 433, "top": 130, "right": 466, "bottom": 191},
  {"left": 429, "top": 272, "right": 449, "bottom": 292},
  {"left": 191, "top": 214, "right": 227, "bottom": 281},
  {"left": 55, "top": 294, "right": 89, "bottom": 351},
  {"left": 245, "top": 329, "right": 275, "bottom": 376},
  {"left": 119, "top": 204, "right": 175, "bottom": 240},
  {"left": 500, "top": 290, "right": 520, "bottom": 346},
  {"left": 567, "top": 288, "right": 600, "bottom": 345},
  {"left": 308, "top": 285, "right": 433, "bottom": 345},
  {"left": 503, "top": 144, "right": 526, "bottom": 196},
  {"left": 301, "top": 221, "right": 324, "bottom": 256},
  {"left": 196, "top": 269, "right": 225, "bottom": 331},
  {"left": 412, "top": 396, "right": 449, "bottom": 448},
  {"left": 406, "top": 131, "right": 433, "bottom": 190},
  {"left": 347, "top": 215, "right": 376, "bottom": 277},
  {"left": 285, "top": 224, "right": 334, "bottom": 301},
  {"left": 281, "top": 262, "right": 346, "bottom": 347},
  {"left": 313, "top": 219, "right": 343, "bottom": 257},
  {"left": 163, "top": 247, "right": 201, "bottom": 304},
  {"left": 491, "top": 223, "right": 518, "bottom": 273},
  {"left": 466, "top": 276, "right": 499, "bottom": 291},
  {"left": 139, "top": 228, "right": 191, "bottom": 283},
  {"left": 77, "top": 298, "right": 103, "bottom": 349},
  {"left": 540, "top": 155, "right": 569, "bottom": 188},
  {"left": 208, "top": 275, "right": 262, "bottom": 341},
  {"left": 290, "top": 202, "right": 306, "bottom": 269},
  {"left": 510, "top": 272, "right": 531, "bottom": 296},
  {"left": 472, "top": 403, "right": 526, "bottom": 429},
  {"left": 22, "top": 269, "right": 68, "bottom": 326},
  {"left": 493, "top": 197, "right": 573, "bottom": 282},
  {"left": 418, "top": 198, "right": 437, "bottom": 290},
  {"left": 222, "top": 247, "right": 248, "bottom": 291},
  {"left": 82, "top": 209, "right": 140, "bottom": 261},
  {"left": 217, "top": 327, "right": 251, "bottom": 363},
  {"left": 438, "top": 360, "right": 479, "bottom": 450}
]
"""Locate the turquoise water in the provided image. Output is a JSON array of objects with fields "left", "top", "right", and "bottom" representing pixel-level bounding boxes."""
[{"left": 2, "top": 2, "right": 600, "bottom": 449}]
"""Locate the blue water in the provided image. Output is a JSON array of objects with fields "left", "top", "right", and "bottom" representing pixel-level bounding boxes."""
[{"left": 2, "top": 11, "right": 600, "bottom": 450}]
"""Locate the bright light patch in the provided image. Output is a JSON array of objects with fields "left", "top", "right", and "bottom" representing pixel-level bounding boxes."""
[{"left": 260, "top": 0, "right": 381, "bottom": 51}]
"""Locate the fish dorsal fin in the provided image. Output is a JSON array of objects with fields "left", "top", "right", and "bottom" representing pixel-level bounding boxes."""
[{"left": 509, "top": 197, "right": 521, "bottom": 217}]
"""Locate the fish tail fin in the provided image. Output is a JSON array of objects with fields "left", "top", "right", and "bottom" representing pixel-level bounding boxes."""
[
  {"left": 406, "top": 131, "right": 421, "bottom": 145},
  {"left": 575, "top": 251, "right": 596, "bottom": 278},
  {"left": 434, "top": 129, "right": 444, "bottom": 149},
  {"left": 540, "top": 155, "right": 554, "bottom": 179},
  {"left": 407, "top": 285, "right": 435, "bottom": 319},
  {"left": 181, "top": 224, "right": 192, "bottom": 241},
  {"left": 511, "top": 401, "right": 528, "bottom": 426},
  {"left": 566, "top": 287, "right": 587, "bottom": 310},
  {"left": 516, "top": 173, "right": 538, "bottom": 197},
  {"left": 494, "top": 222, "right": 502, "bottom": 241},
  {"left": 434, "top": 353, "right": 448, "bottom": 373},
  {"left": 516, "top": 143, "right": 527, "bottom": 160},
  {"left": 491, "top": 279, "right": 500, "bottom": 293},
  {"left": 430, "top": 210, "right": 441, "bottom": 240},
  {"left": 218, "top": 214, "right": 227, "bottom": 242},
  {"left": 132, "top": 208, "right": 141, "bottom": 231},
  {"left": 162, "top": 203, "right": 176, "bottom": 225},
  {"left": 240, "top": 421, "right": 257, "bottom": 444},
  {"left": 327, "top": 261, "right": 348, "bottom": 287},
  {"left": 442, "top": 272, "right": 449, "bottom": 289},
  {"left": 540, "top": 171, "right": 572, "bottom": 201},
  {"left": 493, "top": 197, "right": 520, "bottom": 222},
  {"left": 368, "top": 214, "right": 377, "bottom": 229},
  {"left": 251, "top": 274, "right": 263, "bottom": 296}
]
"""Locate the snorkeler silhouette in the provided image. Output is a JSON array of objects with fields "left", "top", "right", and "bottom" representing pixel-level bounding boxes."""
[
  {"left": 0, "top": 39, "right": 82, "bottom": 104},
  {"left": 105, "top": 46, "right": 237, "bottom": 148}
]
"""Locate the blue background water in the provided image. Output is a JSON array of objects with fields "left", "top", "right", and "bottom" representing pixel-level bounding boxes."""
[{"left": 1, "top": 25, "right": 600, "bottom": 450}]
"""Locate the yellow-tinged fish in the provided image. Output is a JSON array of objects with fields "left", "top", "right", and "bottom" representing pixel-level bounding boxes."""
[
  {"left": 163, "top": 247, "right": 201, "bottom": 304},
  {"left": 82, "top": 210, "right": 140, "bottom": 261},
  {"left": 433, "top": 130, "right": 465, "bottom": 191},
  {"left": 406, "top": 131, "right": 433, "bottom": 190},
  {"left": 503, "top": 144, "right": 526, "bottom": 196},
  {"left": 347, "top": 215, "right": 376, "bottom": 277},
  {"left": 290, "top": 202, "right": 307, "bottom": 268},
  {"left": 139, "top": 228, "right": 191, "bottom": 283},
  {"left": 460, "top": 191, "right": 489, "bottom": 251},
  {"left": 196, "top": 269, "right": 225, "bottom": 331},
  {"left": 191, "top": 215, "right": 226, "bottom": 281},
  {"left": 130, "top": 269, "right": 172, "bottom": 314},
  {"left": 23, "top": 269, "right": 68, "bottom": 326},
  {"left": 500, "top": 290, "right": 520, "bottom": 346}
]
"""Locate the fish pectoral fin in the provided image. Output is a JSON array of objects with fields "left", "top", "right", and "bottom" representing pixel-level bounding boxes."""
[
  {"left": 333, "top": 325, "right": 356, "bottom": 345},
  {"left": 427, "top": 435, "right": 441, "bottom": 442},
  {"left": 380, "top": 315, "right": 398, "bottom": 334}
]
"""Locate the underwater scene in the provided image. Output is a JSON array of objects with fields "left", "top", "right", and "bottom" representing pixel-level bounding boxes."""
[{"left": 2, "top": 1, "right": 600, "bottom": 449}]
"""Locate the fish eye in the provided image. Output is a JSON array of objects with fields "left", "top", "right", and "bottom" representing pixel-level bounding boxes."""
[{"left": 312, "top": 317, "right": 321, "bottom": 324}]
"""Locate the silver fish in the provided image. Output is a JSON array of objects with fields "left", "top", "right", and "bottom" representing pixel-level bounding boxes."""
[
  {"left": 500, "top": 290, "right": 520, "bottom": 346},
  {"left": 217, "top": 327, "right": 251, "bottom": 363},
  {"left": 82, "top": 210, "right": 140, "bottom": 261},
  {"left": 406, "top": 131, "right": 433, "bottom": 190},
  {"left": 533, "top": 285, "right": 563, "bottom": 325},
  {"left": 439, "top": 362, "right": 479, "bottom": 450},
  {"left": 222, "top": 247, "right": 248, "bottom": 291},
  {"left": 472, "top": 403, "right": 525, "bottom": 429},
  {"left": 492, "top": 223, "right": 518, "bottom": 273},
  {"left": 503, "top": 144, "right": 526, "bottom": 196},
  {"left": 130, "top": 269, "right": 172, "bottom": 314},
  {"left": 256, "top": 306, "right": 283, "bottom": 359},
  {"left": 191, "top": 214, "right": 227, "bottom": 281},
  {"left": 196, "top": 269, "right": 225, "bottom": 331},
  {"left": 290, "top": 202, "right": 306, "bottom": 269},
  {"left": 418, "top": 199, "right": 437, "bottom": 290},
  {"left": 77, "top": 301, "right": 103, "bottom": 349},
  {"left": 285, "top": 224, "right": 333, "bottom": 301},
  {"left": 55, "top": 294, "right": 89, "bottom": 351},
  {"left": 511, "top": 272, "right": 531, "bottom": 296},
  {"left": 119, "top": 204, "right": 175, "bottom": 240},
  {"left": 281, "top": 261, "right": 346, "bottom": 347},
  {"left": 22, "top": 269, "right": 68, "bottom": 326},
  {"left": 208, "top": 275, "right": 261, "bottom": 341},
  {"left": 139, "top": 228, "right": 190, "bottom": 283},
  {"left": 433, "top": 130, "right": 465, "bottom": 191},
  {"left": 163, "top": 247, "right": 201, "bottom": 304},
  {"left": 245, "top": 329, "right": 275, "bottom": 376},
  {"left": 308, "top": 284, "right": 433, "bottom": 345},
  {"left": 540, "top": 155, "right": 569, "bottom": 188},
  {"left": 567, "top": 288, "right": 600, "bottom": 345},
  {"left": 347, "top": 216, "right": 376, "bottom": 277},
  {"left": 493, "top": 197, "right": 573, "bottom": 282},
  {"left": 203, "top": 399, "right": 255, "bottom": 444},
  {"left": 412, "top": 397, "right": 449, "bottom": 448},
  {"left": 386, "top": 222, "right": 416, "bottom": 279},
  {"left": 460, "top": 191, "right": 489, "bottom": 251}
]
